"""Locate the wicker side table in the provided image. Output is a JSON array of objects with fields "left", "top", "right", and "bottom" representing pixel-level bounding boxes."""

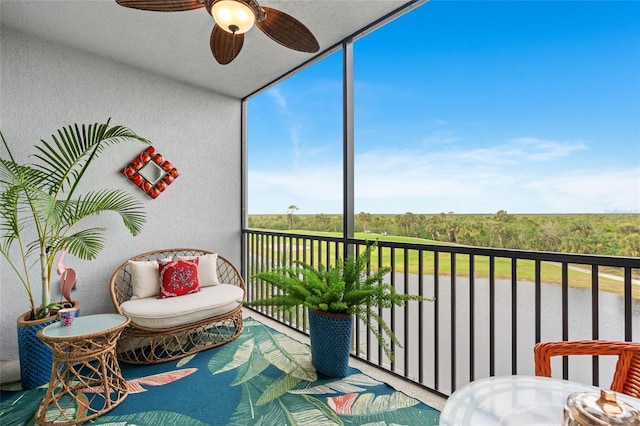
[{"left": 35, "top": 314, "right": 130, "bottom": 425}]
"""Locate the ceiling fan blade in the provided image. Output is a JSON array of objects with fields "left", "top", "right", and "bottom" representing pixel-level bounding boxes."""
[
  {"left": 210, "top": 25, "right": 245, "bottom": 65},
  {"left": 115, "top": 0, "right": 204, "bottom": 12},
  {"left": 256, "top": 7, "right": 319, "bottom": 53}
]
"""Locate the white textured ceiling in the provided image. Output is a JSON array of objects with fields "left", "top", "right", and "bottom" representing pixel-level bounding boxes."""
[{"left": 1, "top": 0, "right": 414, "bottom": 98}]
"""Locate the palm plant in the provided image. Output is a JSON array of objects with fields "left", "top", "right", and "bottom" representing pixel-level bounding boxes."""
[
  {"left": 246, "top": 242, "right": 430, "bottom": 361},
  {"left": 0, "top": 120, "right": 149, "bottom": 320}
]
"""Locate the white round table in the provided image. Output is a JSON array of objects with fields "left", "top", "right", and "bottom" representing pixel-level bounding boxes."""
[{"left": 439, "top": 375, "right": 640, "bottom": 426}]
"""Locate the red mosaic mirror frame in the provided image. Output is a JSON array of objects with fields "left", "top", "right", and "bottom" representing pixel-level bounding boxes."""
[{"left": 121, "top": 146, "right": 179, "bottom": 199}]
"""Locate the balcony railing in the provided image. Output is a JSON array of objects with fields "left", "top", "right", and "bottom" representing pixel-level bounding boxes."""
[{"left": 241, "top": 229, "right": 640, "bottom": 397}]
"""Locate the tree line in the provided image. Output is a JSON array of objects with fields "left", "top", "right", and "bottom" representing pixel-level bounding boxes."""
[{"left": 249, "top": 210, "right": 640, "bottom": 257}]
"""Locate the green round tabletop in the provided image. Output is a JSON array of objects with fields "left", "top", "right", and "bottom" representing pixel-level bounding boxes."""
[{"left": 40, "top": 313, "right": 129, "bottom": 339}]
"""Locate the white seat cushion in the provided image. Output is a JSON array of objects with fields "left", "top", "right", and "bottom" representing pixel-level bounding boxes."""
[{"left": 120, "top": 284, "right": 243, "bottom": 329}]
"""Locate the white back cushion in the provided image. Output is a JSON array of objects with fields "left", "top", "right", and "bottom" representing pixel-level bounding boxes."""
[
  {"left": 128, "top": 260, "right": 160, "bottom": 300},
  {"left": 176, "top": 253, "right": 220, "bottom": 287}
]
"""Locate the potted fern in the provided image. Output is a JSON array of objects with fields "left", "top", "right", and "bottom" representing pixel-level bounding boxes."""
[
  {"left": 246, "top": 242, "right": 429, "bottom": 377},
  {"left": 0, "top": 120, "right": 149, "bottom": 388}
]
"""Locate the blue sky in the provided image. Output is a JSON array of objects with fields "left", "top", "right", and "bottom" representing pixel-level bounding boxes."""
[{"left": 248, "top": 1, "right": 640, "bottom": 215}]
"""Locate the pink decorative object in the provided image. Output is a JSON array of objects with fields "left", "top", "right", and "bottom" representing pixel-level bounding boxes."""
[{"left": 57, "top": 249, "right": 76, "bottom": 303}]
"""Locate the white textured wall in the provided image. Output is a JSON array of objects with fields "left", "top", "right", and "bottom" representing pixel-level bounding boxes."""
[{"left": 0, "top": 27, "right": 242, "bottom": 360}]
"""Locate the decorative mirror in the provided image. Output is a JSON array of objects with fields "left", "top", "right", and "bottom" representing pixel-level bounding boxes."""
[{"left": 121, "top": 146, "right": 179, "bottom": 199}]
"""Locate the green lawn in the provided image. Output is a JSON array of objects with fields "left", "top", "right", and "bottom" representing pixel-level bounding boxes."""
[{"left": 250, "top": 229, "right": 638, "bottom": 297}]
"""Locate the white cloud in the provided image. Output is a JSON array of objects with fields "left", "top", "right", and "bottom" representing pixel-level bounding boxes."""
[
  {"left": 266, "top": 87, "right": 287, "bottom": 111},
  {"left": 525, "top": 168, "right": 640, "bottom": 212},
  {"left": 512, "top": 137, "right": 588, "bottom": 161},
  {"left": 249, "top": 164, "right": 343, "bottom": 201},
  {"left": 353, "top": 141, "right": 638, "bottom": 212},
  {"left": 249, "top": 132, "right": 638, "bottom": 214},
  {"left": 450, "top": 137, "right": 588, "bottom": 165}
]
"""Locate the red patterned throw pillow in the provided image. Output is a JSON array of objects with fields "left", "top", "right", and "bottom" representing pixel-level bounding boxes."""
[{"left": 158, "top": 258, "right": 200, "bottom": 299}]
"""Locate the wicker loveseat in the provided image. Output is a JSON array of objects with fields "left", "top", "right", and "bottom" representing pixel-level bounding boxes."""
[{"left": 109, "top": 248, "right": 245, "bottom": 364}]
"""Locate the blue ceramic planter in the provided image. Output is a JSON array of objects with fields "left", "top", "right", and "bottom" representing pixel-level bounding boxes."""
[
  {"left": 308, "top": 310, "right": 353, "bottom": 378},
  {"left": 17, "top": 313, "right": 55, "bottom": 389},
  {"left": 16, "top": 302, "right": 80, "bottom": 389}
]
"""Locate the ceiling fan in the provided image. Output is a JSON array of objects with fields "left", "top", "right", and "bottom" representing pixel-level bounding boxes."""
[{"left": 115, "top": 0, "right": 320, "bottom": 65}]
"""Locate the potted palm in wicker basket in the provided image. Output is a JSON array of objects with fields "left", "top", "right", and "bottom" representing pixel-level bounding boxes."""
[
  {"left": 0, "top": 120, "right": 149, "bottom": 388},
  {"left": 246, "top": 242, "right": 429, "bottom": 377}
]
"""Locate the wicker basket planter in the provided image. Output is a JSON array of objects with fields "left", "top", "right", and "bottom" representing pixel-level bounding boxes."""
[
  {"left": 16, "top": 301, "right": 80, "bottom": 389},
  {"left": 308, "top": 310, "right": 353, "bottom": 378}
]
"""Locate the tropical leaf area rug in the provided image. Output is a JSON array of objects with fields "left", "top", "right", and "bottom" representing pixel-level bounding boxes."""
[{"left": 0, "top": 317, "right": 440, "bottom": 425}]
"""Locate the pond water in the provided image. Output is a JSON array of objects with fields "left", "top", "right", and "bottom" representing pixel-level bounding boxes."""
[{"left": 355, "top": 274, "right": 640, "bottom": 395}]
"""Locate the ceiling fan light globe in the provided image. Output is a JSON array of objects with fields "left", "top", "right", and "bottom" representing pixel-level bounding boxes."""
[{"left": 211, "top": 0, "right": 255, "bottom": 34}]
